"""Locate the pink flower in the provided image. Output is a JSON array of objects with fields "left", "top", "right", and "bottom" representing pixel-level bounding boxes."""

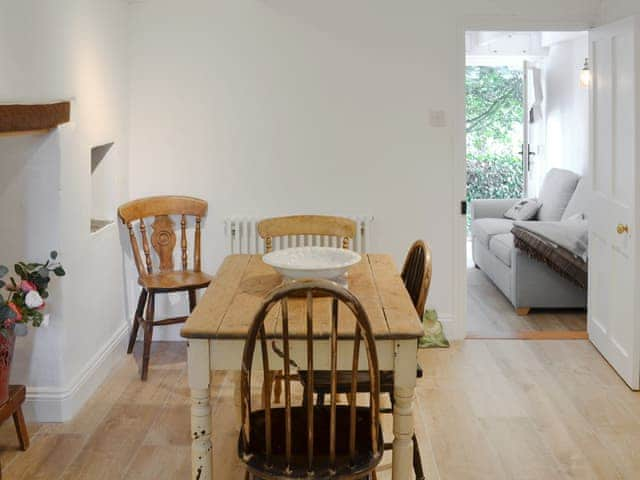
[
  {"left": 20, "top": 280, "right": 37, "bottom": 292},
  {"left": 3, "top": 318, "right": 14, "bottom": 329},
  {"left": 7, "top": 303, "right": 22, "bottom": 322}
]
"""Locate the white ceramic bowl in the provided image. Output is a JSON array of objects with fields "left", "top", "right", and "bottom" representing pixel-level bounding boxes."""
[{"left": 262, "top": 246, "right": 361, "bottom": 281}]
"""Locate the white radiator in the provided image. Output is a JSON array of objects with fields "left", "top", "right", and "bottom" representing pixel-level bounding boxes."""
[{"left": 224, "top": 216, "right": 374, "bottom": 254}]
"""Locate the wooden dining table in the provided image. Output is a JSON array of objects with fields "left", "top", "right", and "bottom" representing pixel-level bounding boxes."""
[{"left": 181, "top": 253, "right": 424, "bottom": 479}]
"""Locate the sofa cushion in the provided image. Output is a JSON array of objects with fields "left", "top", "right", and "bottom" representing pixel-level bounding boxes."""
[
  {"left": 561, "top": 177, "right": 589, "bottom": 221},
  {"left": 537, "top": 168, "right": 581, "bottom": 221},
  {"left": 489, "top": 233, "right": 514, "bottom": 267},
  {"left": 471, "top": 218, "right": 514, "bottom": 248},
  {"left": 504, "top": 198, "right": 541, "bottom": 220}
]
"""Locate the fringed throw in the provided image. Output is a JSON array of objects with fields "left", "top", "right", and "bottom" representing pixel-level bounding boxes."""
[{"left": 512, "top": 226, "right": 587, "bottom": 289}]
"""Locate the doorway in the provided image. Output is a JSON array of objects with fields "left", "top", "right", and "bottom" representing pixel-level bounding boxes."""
[{"left": 464, "top": 30, "right": 589, "bottom": 339}]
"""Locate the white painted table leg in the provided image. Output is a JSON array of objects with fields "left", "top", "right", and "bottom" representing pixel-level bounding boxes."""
[
  {"left": 188, "top": 339, "right": 212, "bottom": 480},
  {"left": 392, "top": 339, "right": 417, "bottom": 480}
]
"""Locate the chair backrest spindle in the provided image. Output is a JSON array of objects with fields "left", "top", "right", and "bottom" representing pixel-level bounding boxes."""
[
  {"left": 181, "top": 215, "right": 188, "bottom": 271},
  {"left": 139, "top": 219, "right": 153, "bottom": 274},
  {"left": 259, "top": 324, "right": 272, "bottom": 461},
  {"left": 329, "top": 297, "right": 339, "bottom": 468},
  {"left": 305, "top": 291, "right": 314, "bottom": 471},
  {"left": 194, "top": 216, "right": 202, "bottom": 272}
]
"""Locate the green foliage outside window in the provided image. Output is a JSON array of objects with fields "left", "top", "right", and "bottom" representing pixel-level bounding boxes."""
[{"left": 466, "top": 66, "right": 524, "bottom": 228}]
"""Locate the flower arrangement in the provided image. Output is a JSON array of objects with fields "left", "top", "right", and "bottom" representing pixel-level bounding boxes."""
[{"left": 0, "top": 251, "right": 65, "bottom": 338}]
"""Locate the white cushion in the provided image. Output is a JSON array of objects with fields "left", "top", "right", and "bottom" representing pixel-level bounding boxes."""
[
  {"left": 489, "top": 233, "right": 514, "bottom": 267},
  {"left": 504, "top": 198, "right": 541, "bottom": 220},
  {"left": 537, "top": 168, "right": 581, "bottom": 221},
  {"left": 471, "top": 218, "right": 513, "bottom": 248},
  {"left": 561, "top": 177, "right": 589, "bottom": 221}
]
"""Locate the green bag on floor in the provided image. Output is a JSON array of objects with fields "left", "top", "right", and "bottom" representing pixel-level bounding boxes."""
[{"left": 418, "top": 309, "right": 449, "bottom": 348}]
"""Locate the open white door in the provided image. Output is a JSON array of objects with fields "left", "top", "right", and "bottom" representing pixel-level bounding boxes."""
[
  {"left": 522, "top": 61, "right": 531, "bottom": 196},
  {"left": 523, "top": 61, "right": 544, "bottom": 196},
  {"left": 588, "top": 16, "right": 640, "bottom": 390}
]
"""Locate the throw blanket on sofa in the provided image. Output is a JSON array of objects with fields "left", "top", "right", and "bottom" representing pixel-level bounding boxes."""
[{"left": 511, "top": 218, "right": 588, "bottom": 289}]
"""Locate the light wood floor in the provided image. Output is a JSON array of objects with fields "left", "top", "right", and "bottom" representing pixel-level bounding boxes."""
[
  {"left": 467, "top": 266, "right": 587, "bottom": 339},
  {"left": 2, "top": 338, "right": 639, "bottom": 479}
]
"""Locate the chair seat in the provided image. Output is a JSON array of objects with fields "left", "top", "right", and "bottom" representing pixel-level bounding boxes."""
[
  {"left": 239, "top": 405, "right": 383, "bottom": 479},
  {"left": 138, "top": 270, "right": 212, "bottom": 292}
]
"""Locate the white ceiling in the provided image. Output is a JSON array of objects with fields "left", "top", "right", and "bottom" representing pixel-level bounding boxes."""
[{"left": 466, "top": 31, "right": 587, "bottom": 58}]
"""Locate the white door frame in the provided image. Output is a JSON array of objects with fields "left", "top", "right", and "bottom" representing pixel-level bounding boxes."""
[{"left": 453, "top": 18, "right": 593, "bottom": 339}]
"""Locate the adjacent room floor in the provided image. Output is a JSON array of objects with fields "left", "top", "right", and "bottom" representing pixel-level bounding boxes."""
[
  {"left": 466, "top": 241, "right": 587, "bottom": 339},
  {"left": 2, "top": 339, "right": 638, "bottom": 479}
]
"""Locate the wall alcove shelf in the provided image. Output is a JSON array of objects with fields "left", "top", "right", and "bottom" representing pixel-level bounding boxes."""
[{"left": 0, "top": 102, "right": 71, "bottom": 137}]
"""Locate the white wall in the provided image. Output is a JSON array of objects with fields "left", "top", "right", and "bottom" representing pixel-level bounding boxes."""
[
  {"left": 128, "top": 0, "right": 601, "bottom": 339},
  {"left": 600, "top": 0, "right": 640, "bottom": 23},
  {"left": 0, "top": 0, "right": 130, "bottom": 421},
  {"left": 538, "top": 36, "right": 589, "bottom": 187}
]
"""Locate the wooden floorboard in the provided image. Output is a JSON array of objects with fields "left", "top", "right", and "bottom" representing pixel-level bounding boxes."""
[
  {"left": 1, "top": 339, "right": 639, "bottom": 479},
  {"left": 467, "top": 266, "right": 587, "bottom": 340}
]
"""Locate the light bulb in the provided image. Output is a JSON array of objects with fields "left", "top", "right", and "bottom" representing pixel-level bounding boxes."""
[{"left": 579, "top": 58, "right": 591, "bottom": 88}]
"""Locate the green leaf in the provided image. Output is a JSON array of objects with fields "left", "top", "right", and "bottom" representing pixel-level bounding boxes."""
[
  {"left": 54, "top": 267, "right": 66, "bottom": 277},
  {"left": 14, "top": 263, "right": 27, "bottom": 279},
  {"left": 38, "top": 267, "right": 50, "bottom": 279},
  {"left": 0, "top": 265, "right": 8, "bottom": 277},
  {"left": 30, "top": 310, "right": 43, "bottom": 327},
  {"left": 0, "top": 280, "right": 4, "bottom": 290},
  {"left": 50, "top": 251, "right": 58, "bottom": 260}
]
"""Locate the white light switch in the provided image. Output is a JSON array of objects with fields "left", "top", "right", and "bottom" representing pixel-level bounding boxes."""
[{"left": 429, "top": 109, "right": 446, "bottom": 128}]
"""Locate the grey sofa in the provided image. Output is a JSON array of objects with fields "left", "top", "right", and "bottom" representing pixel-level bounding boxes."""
[{"left": 470, "top": 168, "right": 587, "bottom": 314}]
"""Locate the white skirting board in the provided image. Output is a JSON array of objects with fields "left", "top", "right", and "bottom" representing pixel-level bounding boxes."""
[{"left": 22, "top": 323, "right": 129, "bottom": 422}]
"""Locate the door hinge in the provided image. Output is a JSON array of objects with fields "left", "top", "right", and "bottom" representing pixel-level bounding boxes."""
[{"left": 460, "top": 200, "right": 467, "bottom": 215}]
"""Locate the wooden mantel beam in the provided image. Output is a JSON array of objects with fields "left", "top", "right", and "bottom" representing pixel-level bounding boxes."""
[{"left": 0, "top": 102, "right": 71, "bottom": 136}]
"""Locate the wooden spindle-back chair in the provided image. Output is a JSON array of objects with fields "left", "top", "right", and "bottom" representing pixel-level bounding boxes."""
[
  {"left": 300, "top": 240, "right": 432, "bottom": 480},
  {"left": 257, "top": 215, "right": 357, "bottom": 403},
  {"left": 257, "top": 215, "right": 357, "bottom": 252},
  {"left": 118, "top": 196, "right": 212, "bottom": 380},
  {"left": 401, "top": 240, "right": 432, "bottom": 318},
  {"left": 238, "top": 280, "right": 383, "bottom": 479}
]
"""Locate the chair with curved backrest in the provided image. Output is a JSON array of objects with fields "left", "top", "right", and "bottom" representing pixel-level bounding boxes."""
[
  {"left": 257, "top": 215, "right": 357, "bottom": 252},
  {"left": 401, "top": 240, "right": 432, "bottom": 318},
  {"left": 238, "top": 280, "right": 383, "bottom": 479},
  {"left": 299, "top": 240, "right": 432, "bottom": 479},
  {"left": 118, "top": 195, "right": 213, "bottom": 380}
]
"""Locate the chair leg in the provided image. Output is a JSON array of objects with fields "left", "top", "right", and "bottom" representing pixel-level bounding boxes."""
[
  {"left": 12, "top": 407, "right": 29, "bottom": 451},
  {"left": 141, "top": 293, "right": 155, "bottom": 381},
  {"left": 127, "top": 289, "right": 148, "bottom": 354},
  {"left": 188, "top": 289, "right": 197, "bottom": 313},
  {"left": 412, "top": 433, "right": 425, "bottom": 480}
]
